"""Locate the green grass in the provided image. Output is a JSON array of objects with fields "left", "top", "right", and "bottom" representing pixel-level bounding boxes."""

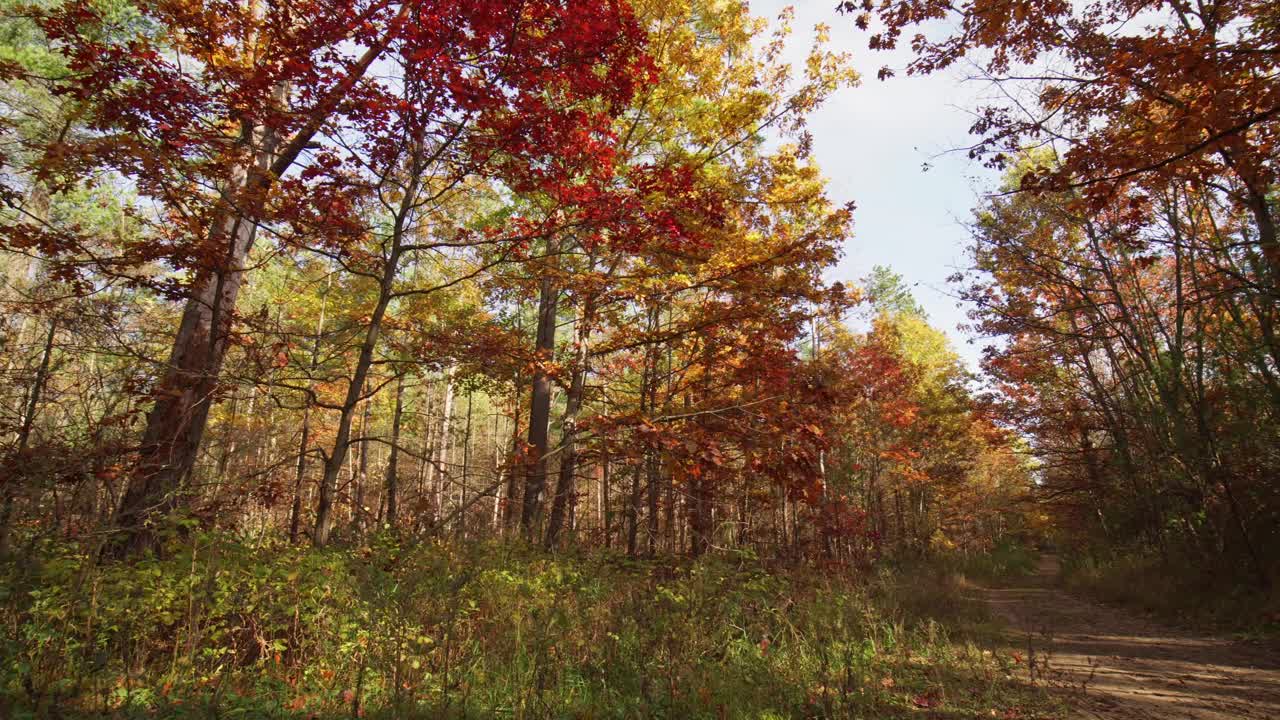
[{"left": 0, "top": 532, "right": 1061, "bottom": 718}]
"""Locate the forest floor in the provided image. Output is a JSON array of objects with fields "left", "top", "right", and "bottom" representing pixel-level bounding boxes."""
[{"left": 975, "top": 555, "right": 1280, "bottom": 719}]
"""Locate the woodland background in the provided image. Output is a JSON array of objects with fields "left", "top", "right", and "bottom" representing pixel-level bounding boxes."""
[{"left": 0, "top": 0, "right": 1277, "bottom": 717}]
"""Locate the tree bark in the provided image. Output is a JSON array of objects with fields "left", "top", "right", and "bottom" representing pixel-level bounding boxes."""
[
  {"left": 502, "top": 379, "right": 523, "bottom": 532},
  {"left": 431, "top": 366, "right": 456, "bottom": 527},
  {"left": 353, "top": 390, "right": 373, "bottom": 533},
  {"left": 491, "top": 410, "right": 505, "bottom": 532},
  {"left": 626, "top": 465, "right": 640, "bottom": 557},
  {"left": 458, "top": 390, "right": 473, "bottom": 538},
  {"left": 520, "top": 237, "right": 560, "bottom": 536},
  {"left": 644, "top": 305, "right": 661, "bottom": 556},
  {"left": 599, "top": 452, "right": 611, "bottom": 548},
  {"left": 384, "top": 374, "right": 406, "bottom": 529},
  {"left": 544, "top": 302, "right": 591, "bottom": 548}
]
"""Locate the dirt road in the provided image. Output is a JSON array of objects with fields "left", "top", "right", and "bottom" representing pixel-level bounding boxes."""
[{"left": 976, "top": 555, "right": 1280, "bottom": 719}]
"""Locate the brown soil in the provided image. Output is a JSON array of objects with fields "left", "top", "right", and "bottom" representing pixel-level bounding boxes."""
[{"left": 976, "top": 555, "right": 1280, "bottom": 719}]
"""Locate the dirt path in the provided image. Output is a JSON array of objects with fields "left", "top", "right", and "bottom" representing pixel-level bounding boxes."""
[{"left": 976, "top": 555, "right": 1280, "bottom": 719}]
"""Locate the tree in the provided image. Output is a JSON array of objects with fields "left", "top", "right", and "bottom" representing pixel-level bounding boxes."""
[
  {"left": 844, "top": 0, "right": 1280, "bottom": 280},
  {"left": 960, "top": 158, "right": 1279, "bottom": 587},
  {"left": 19, "top": 0, "right": 651, "bottom": 555},
  {"left": 863, "top": 265, "right": 925, "bottom": 319}
]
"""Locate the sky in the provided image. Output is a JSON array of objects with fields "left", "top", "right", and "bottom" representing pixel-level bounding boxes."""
[{"left": 748, "top": 1, "right": 997, "bottom": 369}]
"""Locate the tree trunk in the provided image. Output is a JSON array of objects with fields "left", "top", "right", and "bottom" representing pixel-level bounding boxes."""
[
  {"left": 313, "top": 131, "right": 433, "bottom": 548},
  {"left": 644, "top": 304, "right": 661, "bottom": 556},
  {"left": 413, "top": 388, "right": 435, "bottom": 535},
  {"left": 314, "top": 214, "right": 413, "bottom": 545},
  {"left": 491, "top": 410, "right": 505, "bottom": 532},
  {"left": 314, "top": 285, "right": 395, "bottom": 547},
  {"left": 0, "top": 317, "right": 56, "bottom": 555},
  {"left": 502, "top": 379, "right": 523, "bottom": 532},
  {"left": 110, "top": 201, "right": 265, "bottom": 557},
  {"left": 599, "top": 452, "right": 611, "bottom": 548},
  {"left": 315, "top": 374, "right": 377, "bottom": 546},
  {"left": 626, "top": 465, "right": 640, "bottom": 557},
  {"left": 353, "top": 390, "right": 373, "bottom": 534},
  {"left": 689, "top": 472, "right": 712, "bottom": 557},
  {"left": 545, "top": 302, "right": 591, "bottom": 548},
  {"left": 384, "top": 374, "right": 406, "bottom": 529},
  {"left": 289, "top": 279, "right": 329, "bottom": 543},
  {"left": 432, "top": 367, "right": 456, "bottom": 527},
  {"left": 458, "top": 390, "right": 473, "bottom": 539},
  {"left": 520, "top": 237, "right": 560, "bottom": 536}
]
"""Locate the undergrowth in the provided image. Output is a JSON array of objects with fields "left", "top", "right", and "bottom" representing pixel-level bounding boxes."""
[
  {"left": 941, "top": 541, "right": 1038, "bottom": 585},
  {"left": 1061, "top": 549, "right": 1280, "bottom": 639},
  {"left": 0, "top": 532, "right": 1059, "bottom": 718}
]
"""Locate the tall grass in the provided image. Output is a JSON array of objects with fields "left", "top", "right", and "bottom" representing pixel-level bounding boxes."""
[
  {"left": 938, "top": 541, "right": 1038, "bottom": 585},
  {"left": 1061, "top": 549, "right": 1280, "bottom": 637},
  {"left": 0, "top": 532, "right": 1059, "bottom": 718}
]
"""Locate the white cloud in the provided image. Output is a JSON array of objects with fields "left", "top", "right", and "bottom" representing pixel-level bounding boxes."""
[{"left": 749, "top": 0, "right": 998, "bottom": 369}]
